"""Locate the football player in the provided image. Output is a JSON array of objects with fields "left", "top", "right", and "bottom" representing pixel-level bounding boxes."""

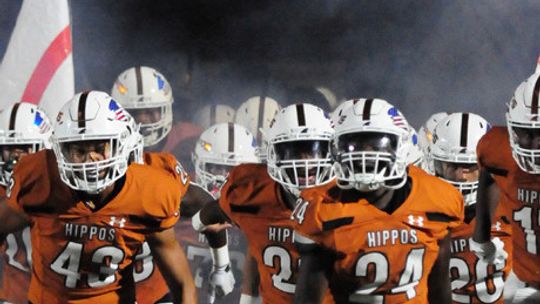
[
  {"left": 430, "top": 112, "right": 511, "bottom": 303},
  {"left": 0, "top": 102, "right": 52, "bottom": 304},
  {"left": 187, "top": 122, "right": 259, "bottom": 303},
  {"left": 112, "top": 67, "right": 214, "bottom": 304},
  {"left": 293, "top": 98, "right": 464, "bottom": 303},
  {"left": 192, "top": 103, "right": 335, "bottom": 303},
  {"left": 418, "top": 112, "right": 449, "bottom": 172},
  {"left": 235, "top": 95, "right": 281, "bottom": 162},
  {"left": 111, "top": 66, "right": 173, "bottom": 150},
  {"left": 0, "top": 91, "right": 197, "bottom": 303},
  {"left": 473, "top": 72, "right": 540, "bottom": 303}
]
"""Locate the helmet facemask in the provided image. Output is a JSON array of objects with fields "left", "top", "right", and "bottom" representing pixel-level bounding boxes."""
[
  {"left": 333, "top": 131, "right": 408, "bottom": 192},
  {"left": 126, "top": 100, "right": 172, "bottom": 147},
  {"left": 506, "top": 119, "right": 540, "bottom": 174},
  {"left": 195, "top": 160, "right": 235, "bottom": 195},
  {"left": 53, "top": 133, "right": 132, "bottom": 194},
  {"left": 0, "top": 131, "right": 48, "bottom": 186},
  {"left": 267, "top": 139, "right": 334, "bottom": 195},
  {"left": 432, "top": 158, "right": 479, "bottom": 206}
]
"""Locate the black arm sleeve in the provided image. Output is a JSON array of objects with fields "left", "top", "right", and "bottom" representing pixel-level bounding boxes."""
[
  {"left": 179, "top": 183, "right": 215, "bottom": 218},
  {"left": 199, "top": 200, "right": 231, "bottom": 248}
]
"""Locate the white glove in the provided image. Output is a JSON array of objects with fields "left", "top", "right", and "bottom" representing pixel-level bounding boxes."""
[
  {"left": 470, "top": 237, "right": 508, "bottom": 266},
  {"left": 208, "top": 264, "right": 236, "bottom": 303},
  {"left": 208, "top": 245, "right": 235, "bottom": 303}
]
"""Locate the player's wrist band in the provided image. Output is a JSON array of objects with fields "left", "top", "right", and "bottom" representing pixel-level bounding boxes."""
[{"left": 211, "top": 244, "right": 230, "bottom": 269}]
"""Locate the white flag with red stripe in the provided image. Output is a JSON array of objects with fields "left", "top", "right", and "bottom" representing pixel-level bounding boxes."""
[{"left": 0, "top": 0, "right": 74, "bottom": 118}]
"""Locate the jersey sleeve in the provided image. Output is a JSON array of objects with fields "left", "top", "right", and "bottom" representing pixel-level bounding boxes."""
[
  {"left": 139, "top": 167, "right": 183, "bottom": 231},
  {"left": 217, "top": 164, "right": 271, "bottom": 227},
  {"left": 293, "top": 189, "right": 331, "bottom": 249},
  {"left": 6, "top": 151, "right": 50, "bottom": 214},
  {"left": 144, "top": 151, "right": 191, "bottom": 194},
  {"left": 476, "top": 127, "right": 512, "bottom": 175}
]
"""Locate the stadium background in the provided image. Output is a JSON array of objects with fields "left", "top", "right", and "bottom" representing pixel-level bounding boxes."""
[{"left": 1, "top": 0, "right": 540, "bottom": 127}]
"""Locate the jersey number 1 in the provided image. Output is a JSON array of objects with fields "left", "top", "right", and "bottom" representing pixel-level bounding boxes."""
[{"left": 513, "top": 206, "right": 540, "bottom": 254}]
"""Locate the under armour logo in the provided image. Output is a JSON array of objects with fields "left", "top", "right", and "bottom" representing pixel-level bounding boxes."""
[
  {"left": 492, "top": 221, "right": 501, "bottom": 231},
  {"left": 109, "top": 216, "right": 126, "bottom": 228},
  {"left": 408, "top": 215, "right": 424, "bottom": 227}
]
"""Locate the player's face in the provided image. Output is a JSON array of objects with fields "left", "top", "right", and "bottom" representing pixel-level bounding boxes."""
[
  {"left": 131, "top": 108, "right": 161, "bottom": 125},
  {"left": 63, "top": 140, "right": 111, "bottom": 178},
  {"left": 513, "top": 127, "right": 540, "bottom": 149},
  {"left": 275, "top": 140, "right": 329, "bottom": 184},
  {"left": 436, "top": 161, "right": 479, "bottom": 183},
  {"left": 0, "top": 144, "right": 33, "bottom": 171},
  {"left": 336, "top": 132, "right": 398, "bottom": 176}
]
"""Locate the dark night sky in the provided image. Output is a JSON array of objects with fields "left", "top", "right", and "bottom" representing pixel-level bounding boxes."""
[{"left": 1, "top": 0, "right": 540, "bottom": 126}]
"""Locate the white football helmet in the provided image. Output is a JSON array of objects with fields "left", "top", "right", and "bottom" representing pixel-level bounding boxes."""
[
  {"left": 52, "top": 91, "right": 141, "bottom": 194},
  {"left": 418, "top": 112, "right": 449, "bottom": 173},
  {"left": 507, "top": 72, "right": 540, "bottom": 174},
  {"left": 0, "top": 102, "right": 52, "bottom": 186},
  {"left": 193, "top": 104, "right": 235, "bottom": 129},
  {"left": 111, "top": 66, "right": 173, "bottom": 147},
  {"left": 235, "top": 96, "right": 280, "bottom": 161},
  {"left": 193, "top": 123, "right": 259, "bottom": 195},
  {"left": 330, "top": 99, "right": 358, "bottom": 127},
  {"left": 430, "top": 112, "right": 490, "bottom": 206},
  {"left": 404, "top": 126, "right": 424, "bottom": 166},
  {"left": 332, "top": 98, "right": 410, "bottom": 191},
  {"left": 266, "top": 103, "right": 334, "bottom": 195}
]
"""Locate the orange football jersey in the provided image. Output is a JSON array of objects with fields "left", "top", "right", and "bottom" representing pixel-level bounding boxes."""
[
  {"left": 449, "top": 208, "right": 512, "bottom": 304},
  {"left": 477, "top": 127, "right": 540, "bottom": 286},
  {"left": 6, "top": 150, "right": 185, "bottom": 304},
  {"left": 133, "top": 151, "right": 191, "bottom": 304},
  {"left": 219, "top": 163, "right": 303, "bottom": 304},
  {"left": 295, "top": 166, "right": 464, "bottom": 303},
  {"left": 0, "top": 184, "right": 32, "bottom": 304}
]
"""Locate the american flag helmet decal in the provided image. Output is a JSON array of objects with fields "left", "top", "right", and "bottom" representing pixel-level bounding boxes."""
[{"left": 108, "top": 99, "right": 129, "bottom": 122}]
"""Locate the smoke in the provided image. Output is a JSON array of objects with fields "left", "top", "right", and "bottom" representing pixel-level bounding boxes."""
[{"left": 1, "top": 0, "right": 540, "bottom": 126}]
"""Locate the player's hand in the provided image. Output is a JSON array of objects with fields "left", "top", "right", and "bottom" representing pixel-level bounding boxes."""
[
  {"left": 470, "top": 237, "right": 508, "bottom": 265},
  {"left": 208, "top": 264, "right": 235, "bottom": 303},
  {"left": 203, "top": 222, "right": 233, "bottom": 234}
]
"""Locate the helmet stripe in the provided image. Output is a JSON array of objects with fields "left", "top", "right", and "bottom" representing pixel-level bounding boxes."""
[
  {"left": 210, "top": 105, "right": 216, "bottom": 125},
  {"left": 8, "top": 103, "right": 21, "bottom": 133},
  {"left": 257, "top": 96, "right": 265, "bottom": 143},
  {"left": 228, "top": 122, "right": 235, "bottom": 153},
  {"left": 532, "top": 75, "right": 540, "bottom": 116},
  {"left": 78, "top": 91, "right": 89, "bottom": 129},
  {"left": 296, "top": 103, "right": 306, "bottom": 126},
  {"left": 362, "top": 98, "right": 373, "bottom": 120},
  {"left": 135, "top": 66, "right": 143, "bottom": 95},
  {"left": 460, "top": 112, "right": 469, "bottom": 148}
]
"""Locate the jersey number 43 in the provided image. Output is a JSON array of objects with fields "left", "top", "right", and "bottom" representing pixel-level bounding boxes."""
[{"left": 50, "top": 241, "right": 125, "bottom": 288}]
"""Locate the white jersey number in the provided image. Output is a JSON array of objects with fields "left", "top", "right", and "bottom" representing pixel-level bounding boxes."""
[
  {"left": 133, "top": 241, "right": 154, "bottom": 283},
  {"left": 262, "top": 246, "right": 298, "bottom": 294},
  {"left": 350, "top": 248, "right": 425, "bottom": 303},
  {"left": 50, "top": 241, "right": 125, "bottom": 288},
  {"left": 450, "top": 256, "right": 505, "bottom": 303},
  {"left": 513, "top": 206, "right": 540, "bottom": 254},
  {"left": 5, "top": 227, "right": 32, "bottom": 272}
]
